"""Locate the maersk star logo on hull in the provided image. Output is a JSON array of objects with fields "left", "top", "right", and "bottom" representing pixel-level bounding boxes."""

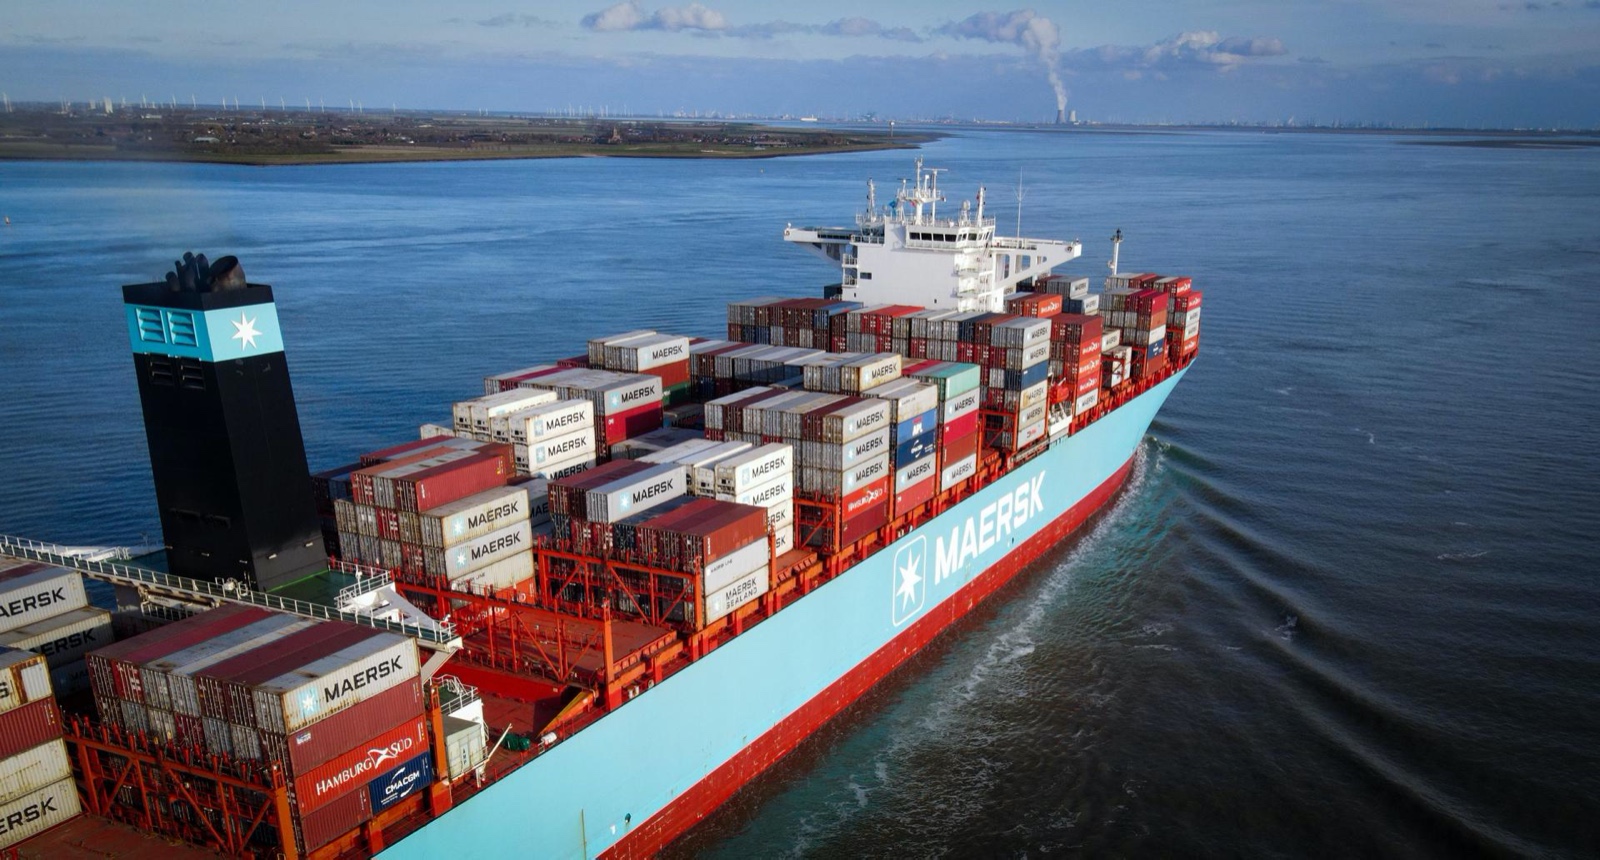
[{"left": 891, "top": 536, "right": 927, "bottom": 627}]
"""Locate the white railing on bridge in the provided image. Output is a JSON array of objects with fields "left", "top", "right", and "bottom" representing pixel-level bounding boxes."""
[{"left": 0, "top": 534, "right": 457, "bottom": 647}]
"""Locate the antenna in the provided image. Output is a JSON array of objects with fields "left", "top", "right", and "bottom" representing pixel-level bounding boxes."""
[{"left": 1108, "top": 229, "right": 1123, "bottom": 276}]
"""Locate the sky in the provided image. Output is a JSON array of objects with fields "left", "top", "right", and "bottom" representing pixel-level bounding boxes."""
[{"left": 4, "top": 1, "right": 1599, "bottom": 127}]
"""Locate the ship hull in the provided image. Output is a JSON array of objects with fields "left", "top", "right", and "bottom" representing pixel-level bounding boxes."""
[{"left": 383, "top": 368, "right": 1185, "bottom": 859}]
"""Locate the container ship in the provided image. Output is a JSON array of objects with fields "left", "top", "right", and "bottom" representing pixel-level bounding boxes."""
[{"left": 0, "top": 160, "right": 1200, "bottom": 859}]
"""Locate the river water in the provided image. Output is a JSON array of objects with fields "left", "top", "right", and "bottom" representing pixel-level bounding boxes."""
[{"left": 1, "top": 127, "right": 1597, "bottom": 858}]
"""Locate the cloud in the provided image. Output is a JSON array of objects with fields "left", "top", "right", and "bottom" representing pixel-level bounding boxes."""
[
  {"left": 583, "top": 2, "right": 728, "bottom": 33},
  {"left": 726, "top": 17, "right": 923, "bottom": 41},
  {"left": 1074, "top": 31, "right": 1288, "bottom": 75},
  {"left": 935, "top": 10, "right": 1067, "bottom": 109},
  {"left": 476, "top": 14, "right": 558, "bottom": 28}
]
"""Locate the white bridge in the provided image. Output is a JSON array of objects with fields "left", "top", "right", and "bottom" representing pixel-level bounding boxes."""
[{"left": 783, "top": 158, "right": 1082, "bottom": 312}]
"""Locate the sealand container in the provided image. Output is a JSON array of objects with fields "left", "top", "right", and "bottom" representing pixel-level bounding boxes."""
[
  {"left": 0, "top": 606, "right": 113, "bottom": 670},
  {"left": 297, "top": 776, "right": 373, "bottom": 855},
  {"left": 291, "top": 715, "right": 429, "bottom": 814},
  {"left": 254, "top": 633, "right": 420, "bottom": 735},
  {"left": 0, "top": 738, "right": 69, "bottom": 807},
  {"left": 0, "top": 776, "right": 80, "bottom": 850},
  {"left": 0, "top": 649, "right": 52, "bottom": 717},
  {"left": 0, "top": 567, "right": 88, "bottom": 636},
  {"left": 260, "top": 677, "right": 424, "bottom": 777},
  {"left": 369, "top": 751, "right": 434, "bottom": 813},
  {"left": 0, "top": 698, "right": 61, "bottom": 760},
  {"left": 416, "top": 484, "right": 532, "bottom": 549},
  {"left": 703, "top": 568, "right": 769, "bottom": 626}
]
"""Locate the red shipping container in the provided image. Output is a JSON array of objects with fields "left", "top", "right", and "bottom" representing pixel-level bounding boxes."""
[
  {"left": 554, "top": 354, "right": 590, "bottom": 369},
  {"left": 375, "top": 508, "right": 401, "bottom": 542},
  {"left": 263, "top": 679, "right": 424, "bottom": 776},
  {"left": 676, "top": 503, "right": 768, "bottom": 564},
  {"left": 600, "top": 401, "right": 665, "bottom": 446},
  {"left": 942, "top": 408, "right": 980, "bottom": 443},
  {"left": 1157, "top": 276, "right": 1192, "bottom": 296},
  {"left": 1076, "top": 374, "right": 1100, "bottom": 397},
  {"left": 395, "top": 452, "right": 510, "bottom": 513},
  {"left": 1051, "top": 313, "right": 1104, "bottom": 343},
  {"left": 0, "top": 697, "right": 61, "bottom": 759},
  {"left": 1174, "top": 290, "right": 1202, "bottom": 312},
  {"left": 293, "top": 716, "right": 428, "bottom": 814},
  {"left": 943, "top": 430, "right": 981, "bottom": 466},
  {"left": 89, "top": 604, "right": 272, "bottom": 704},
  {"left": 1132, "top": 289, "right": 1170, "bottom": 315},
  {"left": 644, "top": 359, "right": 691, "bottom": 389},
  {"left": 894, "top": 470, "right": 937, "bottom": 512},
  {"left": 842, "top": 476, "right": 891, "bottom": 520},
  {"left": 298, "top": 780, "right": 373, "bottom": 855},
  {"left": 835, "top": 498, "right": 890, "bottom": 547},
  {"left": 1005, "top": 293, "right": 1063, "bottom": 318}
]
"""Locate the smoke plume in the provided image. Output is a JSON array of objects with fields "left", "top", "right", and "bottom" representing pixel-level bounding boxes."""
[{"left": 938, "top": 9, "right": 1067, "bottom": 110}]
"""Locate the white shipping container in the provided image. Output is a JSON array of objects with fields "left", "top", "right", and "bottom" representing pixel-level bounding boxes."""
[
  {"left": 526, "top": 427, "right": 596, "bottom": 467},
  {"left": 686, "top": 442, "right": 755, "bottom": 495},
  {"left": 870, "top": 379, "right": 940, "bottom": 422},
  {"left": 0, "top": 649, "right": 52, "bottom": 716},
  {"left": 589, "top": 464, "right": 689, "bottom": 523},
  {"left": 639, "top": 438, "right": 719, "bottom": 465},
  {"left": 470, "top": 389, "right": 558, "bottom": 431},
  {"left": 0, "top": 607, "right": 113, "bottom": 669},
  {"left": 417, "top": 485, "right": 532, "bottom": 549},
  {"left": 450, "top": 551, "right": 534, "bottom": 593},
  {"left": 819, "top": 398, "right": 892, "bottom": 444},
  {"left": 0, "top": 739, "right": 69, "bottom": 808},
  {"left": 1019, "top": 380, "right": 1050, "bottom": 411},
  {"left": 443, "top": 520, "right": 533, "bottom": 578},
  {"left": 771, "top": 523, "right": 796, "bottom": 557},
  {"left": 803, "top": 427, "right": 891, "bottom": 472},
  {"left": 494, "top": 399, "right": 594, "bottom": 444},
  {"left": 162, "top": 618, "right": 319, "bottom": 717},
  {"left": 715, "top": 444, "right": 794, "bottom": 497},
  {"left": 588, "top": 329, "right": 656, "bottom": 365},
  {"left": 1074, "top": 388, "right": 1100, "bottom": 416},
  {"left": 255, "top": 633, "right": 420, "bottom": 734},
  {"left": 527, "top": 456, "right": 596, "bottom": 482},
  {"left": 0, "top": 568, "right": 88, "bottom": 635},
  {"left": 1020, "top": 401, "right": 1048, "bottom": 428},
  {"left": 942, "top": 388, "right": 980, "bottom": 423},
  {"left": 1101, "top": 328, "right": 1122, "bottom": 351},
  {"left": 940, "top": 453, "right": 979, "bottom": 490},
  {"left": 703, "top": 568, "right": 769, "bottom": 626},
  {"left": 1022, "top": 341, "right": 1051, "bottom": 369},
  {"left": 614, "top": 333, "right": 692, "bottom": 371},
  {"left": 419, "top": 423, "right": 456, "bottom": 439},
  {"left": 703, "top": 539, "right": 770, "bottom": 595},
  {"left": 0, "top": 777, "right": 81, "bottom": 849},
  {"left": 843, "top": 354, "right": 902, "bottom": 393},
  {"left": 723, "top": 473, "right": 794, "bottom": 513}
]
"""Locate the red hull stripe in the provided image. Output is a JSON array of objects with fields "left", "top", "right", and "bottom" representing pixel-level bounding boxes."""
[{"left": 604, "top": 454, "right": 1138, "bottom": 858}]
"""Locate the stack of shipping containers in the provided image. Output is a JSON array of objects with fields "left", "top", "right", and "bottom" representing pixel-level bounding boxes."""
[
  {"left": 903, "top": 361, "right": 983, "bottom": 494},
  {"left": 0, "top": 647, "right": 81, "bottom": 850},
  {"left": 328, "top": 438, "right": 539, "bottom": 593},
  {"left": 85, "top": 606, "right": 429, "bottom": 855},
  {"left": 586, "top": 330, "right": 695, "bottom": 407},
  {"left": 0, "top": 562, "right": 113, "bottom": 697}
]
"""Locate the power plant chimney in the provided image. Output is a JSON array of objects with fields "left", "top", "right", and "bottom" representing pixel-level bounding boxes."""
[{"left": 1056, "top": 107, "right": 1065, "bottom": 125}]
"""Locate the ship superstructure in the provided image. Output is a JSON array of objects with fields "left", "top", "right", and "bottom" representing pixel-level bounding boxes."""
[
  {"left": 783, "top": 158, "right": 1082, "bottom": 311},
  {"left": 0, "top": 160, "right": 1199, "bottom": 860}
]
